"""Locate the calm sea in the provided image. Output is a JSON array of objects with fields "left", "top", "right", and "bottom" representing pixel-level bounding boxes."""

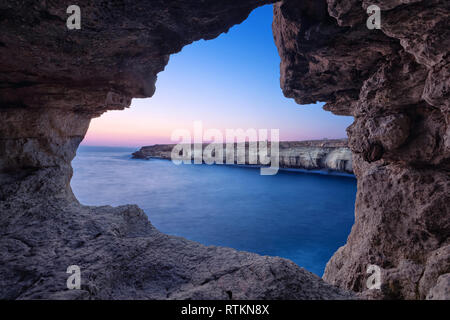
[{"left": 71, "top": 146, "right": 356, "bottom": 276}]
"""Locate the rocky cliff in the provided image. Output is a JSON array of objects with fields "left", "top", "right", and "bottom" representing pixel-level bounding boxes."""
[
  {"left": 132, "top": 139, "right": 353, "bottom": 173},
  {"left": 0, "top": 0, "right": 354, "bottom": 300},
  {"left": 273, "top": 0, "right": 449, "bottom": 299},
  {"left": 0, "top": 0, "right": 448, "bottom": 300}
]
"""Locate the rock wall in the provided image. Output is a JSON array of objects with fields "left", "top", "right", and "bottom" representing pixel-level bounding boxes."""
[
  {"left": 132, "top": 139, "right": 353, "bottom": 173},
  {"left": 273, "top": 0, "right": 449, "bottom": 299}
]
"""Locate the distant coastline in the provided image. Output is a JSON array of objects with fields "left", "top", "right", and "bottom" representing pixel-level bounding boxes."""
[{"left": 132, "top": 139, "right": 353, "bottom": 174}]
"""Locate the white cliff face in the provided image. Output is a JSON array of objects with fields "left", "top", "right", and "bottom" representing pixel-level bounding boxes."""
[{"left": 133, "top": 140, "right": 354, "bottom": 174}]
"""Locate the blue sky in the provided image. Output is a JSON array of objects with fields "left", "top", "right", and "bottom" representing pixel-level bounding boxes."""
[{"left": 83, "top": 4, "right": 353, "bottom": 147}]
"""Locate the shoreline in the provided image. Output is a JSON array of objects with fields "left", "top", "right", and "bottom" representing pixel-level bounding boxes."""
[{"left": 131, "top": 139, "right": 354, "bottom": 174}]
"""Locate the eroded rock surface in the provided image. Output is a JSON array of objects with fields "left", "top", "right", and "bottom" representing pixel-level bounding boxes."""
[
  {"left": 0, "top": 189, "right": 353, "bottom": 299},
  {"left": 273, "top": 0, "right": 449, "bottom": 299},
  {"left": 1, "top": 0, "right": 448, "bottom": 300}
]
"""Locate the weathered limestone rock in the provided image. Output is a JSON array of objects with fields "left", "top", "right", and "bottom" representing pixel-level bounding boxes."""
[
  {"left": 426, "top": 274, "right": 450, "bottom": 300},
  {"left": 273, "top": 0, "right": 449, "bottom": 299}
]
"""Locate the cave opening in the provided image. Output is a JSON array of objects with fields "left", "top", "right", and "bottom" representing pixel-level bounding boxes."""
[
  {"left": 1, "top": 0, "right": 447, "bottom": 301},
  {"left": 71, "top": 5, "right": 356, "bottom": 277}
]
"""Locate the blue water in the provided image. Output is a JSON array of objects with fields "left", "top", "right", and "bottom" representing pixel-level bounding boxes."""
[{"left": 71, "top": 146, "right": 356, "bottom": 276}]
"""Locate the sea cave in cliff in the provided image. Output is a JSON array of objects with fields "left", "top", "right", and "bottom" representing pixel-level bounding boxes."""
[{"left": 0, "top": 0, "right": 448, "bottom": 307}]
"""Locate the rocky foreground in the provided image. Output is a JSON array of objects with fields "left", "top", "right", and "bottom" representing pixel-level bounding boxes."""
[{"left": 132, "top": 139, "right": 353, "bottom": 173}]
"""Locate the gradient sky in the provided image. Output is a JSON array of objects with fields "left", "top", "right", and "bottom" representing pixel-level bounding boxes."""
[{"left": 82, "top": 4, "right": 353, "bottom": 147}]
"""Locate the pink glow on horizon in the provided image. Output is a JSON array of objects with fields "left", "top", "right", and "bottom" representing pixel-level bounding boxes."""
[{"left": 82, "top": 116, "right": 336, "bottom": 147}]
